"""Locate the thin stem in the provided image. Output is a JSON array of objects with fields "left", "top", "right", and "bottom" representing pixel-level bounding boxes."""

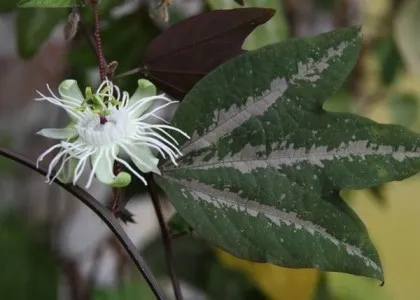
[
  {"left": 78, "top": 16, "right": 103, "bottom": 61},
  {"left": 90, "top": 0, "right": 106, "bottom": 81},
  {"left": 146, "top": 174, "right": 183, "bottom": 300},
  {"left": 0, "top": 148, "right": 166, "bottom": 300},
  {"left": 115, "top": 67, "right": 141, "bottom": 79},
  {"left": 77, "top": 7, "right": 108, "bottom": 76}
]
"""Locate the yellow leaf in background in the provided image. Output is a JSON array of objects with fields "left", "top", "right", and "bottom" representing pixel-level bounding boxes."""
[
  {"left": 341, "top": 177, "right": 420, "bottom": 300},
  {"left": 358, "top": 0, "right": 391, "bottom": 39},
  {"left": 395, "top": 73, "right": 420, "bottom": 96},
  {"left": 217, "top": 250, "right": 318, "bottom": 300},
  {"left": 327, "top": 272, "right": 390, "bottom": 300},
  {"left": 394, "top": 0, "right": 420, "bottom": 76},
  {"left": 358, "top": 0, "right": 391, "bottom": 17}
]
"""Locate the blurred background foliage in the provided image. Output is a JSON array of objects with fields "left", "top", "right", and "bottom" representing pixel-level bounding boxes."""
[{"left": 1, "top": 0, "right": 420, "bottom": 299}]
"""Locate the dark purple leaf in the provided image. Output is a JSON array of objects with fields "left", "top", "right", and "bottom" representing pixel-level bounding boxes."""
[{"left": 139, "top": 8, "right": 275, "bottom": 99}]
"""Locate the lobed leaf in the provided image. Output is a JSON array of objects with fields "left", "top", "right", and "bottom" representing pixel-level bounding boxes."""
[{"left": 155, "top": 26, "right": 420, "bottom": 280}]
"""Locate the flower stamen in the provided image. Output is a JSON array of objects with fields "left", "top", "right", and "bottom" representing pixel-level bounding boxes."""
[{"left": 99, "top": 115, "right": 108, "bottom": 124}]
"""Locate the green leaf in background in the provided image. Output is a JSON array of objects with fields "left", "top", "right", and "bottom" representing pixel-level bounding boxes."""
[
  {"left": 16, "top": 8, "right": 66, "bottom": 58},
  {"left": 0, "top": 0, "right": 19, "bottom": 12},
  {"left": 93, "top": 280, "right": 154, "bottom": 300},
  {"left": 0, "top": 215, "right": 58, "bottom": 300},
  {"left": 374, "top": 37, "right": 403, "bottom": 86},
  {"left": 394, "top": 0, "right": 420, "bottom": 75},
  {"left": 389, "top": 92, "right": 419, "bottom": 128},
  {"left": 143, "top": 235, "right": 266, "bottom": 300},
  {"left": 157, "top": 26, "right": 420, "bottom": 280},
  {"left": 207, "top": 0, "right": 288, "bottom": 49},
  {"left": 18, "top": 0, "right": 78, "bottom": 8}
]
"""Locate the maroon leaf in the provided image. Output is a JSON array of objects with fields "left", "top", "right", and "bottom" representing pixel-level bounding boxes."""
[{"left": 139, "top": 8, "right": 275, "bottom": 99}]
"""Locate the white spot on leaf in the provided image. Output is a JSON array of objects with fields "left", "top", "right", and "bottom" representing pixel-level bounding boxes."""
[{"left": 291, "top": 42, "right": 348, "bottom": 84}]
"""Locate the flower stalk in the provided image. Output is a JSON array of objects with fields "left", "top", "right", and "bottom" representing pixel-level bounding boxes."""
[{"left": 90, "top": 0, "right": 106, "bottom": 81}]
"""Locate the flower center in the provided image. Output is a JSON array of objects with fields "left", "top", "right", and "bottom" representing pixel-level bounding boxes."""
[
  {"left": 99, "top": 115, "right": 108, "bottom": 124},
  {"left": 76, "top": 108, "right": 134, "bottom": 147}
]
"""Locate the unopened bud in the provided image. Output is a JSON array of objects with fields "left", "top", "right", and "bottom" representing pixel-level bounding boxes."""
[
  {"left": 64, "top": 10, "right": 80, "bottom": 41},
  {"left": 106, "top": 61, "right": 119, "bottom": 78},
  {"left": 149, "top": 0, "right": 171, "bottom": 23}
]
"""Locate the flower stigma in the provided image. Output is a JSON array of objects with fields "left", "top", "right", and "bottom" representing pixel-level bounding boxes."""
[{"left": 35, "top": 78, "right": 189, "bottom": 189}]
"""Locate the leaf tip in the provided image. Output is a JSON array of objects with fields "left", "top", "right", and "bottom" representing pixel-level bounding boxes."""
[
  {"left": 264, "top": 8, "right": 276, "bottom": 18},
  {"left": 256, "top": 7, "right": 276, "bottom": 23},
  {"left": 379, "top": 279, "right": 385, "bottom": 287},
  {"left": 355, "top": 25, "right": 363, "bottom": 39},
  {"left": 374, "top": 263, "right": 385, "bottom": 283},
  {"left": 350, "top": 25, "right": 363, "bottom": 41}
]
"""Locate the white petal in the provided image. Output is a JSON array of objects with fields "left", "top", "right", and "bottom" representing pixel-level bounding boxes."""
[
  {"left": 128, "top": 79, "right": 156, "bottom": 118},
  {"left": 37, "top": 128, "right": 77, "bottom": 139},
  {"left": 123, "top": 144, "right": 160, "bottom": 175},
  {"left": 90, "top": 147, "right": 117, "bottom": 185},
  {"left": 59, "top": 79, "right": 84, "bottom": 107},
  {"left": 56, "top": 156, "right": 78, "bottom": 184}
]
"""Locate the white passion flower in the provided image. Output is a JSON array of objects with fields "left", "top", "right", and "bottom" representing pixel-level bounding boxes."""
[{"left": 36, "top": 78, "right": 189, "bottom": 188}]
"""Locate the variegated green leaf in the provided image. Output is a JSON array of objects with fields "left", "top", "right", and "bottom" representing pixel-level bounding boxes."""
[{"left": 155, "top": 27, "right": 420, "bottom": 280}]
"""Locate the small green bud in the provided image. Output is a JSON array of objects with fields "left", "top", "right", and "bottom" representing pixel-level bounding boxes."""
[{"left": 111, "top": 172, "right": 132, "bottom": 188}]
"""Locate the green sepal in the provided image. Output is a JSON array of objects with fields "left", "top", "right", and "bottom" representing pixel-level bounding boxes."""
[{"left": 111, "top": 172, "right": 132, "bottom": 188}]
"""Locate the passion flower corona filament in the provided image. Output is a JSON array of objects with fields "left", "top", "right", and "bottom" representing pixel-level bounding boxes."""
[{"left": 35, "top": 79, "right": 189, "bottom": 188}]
